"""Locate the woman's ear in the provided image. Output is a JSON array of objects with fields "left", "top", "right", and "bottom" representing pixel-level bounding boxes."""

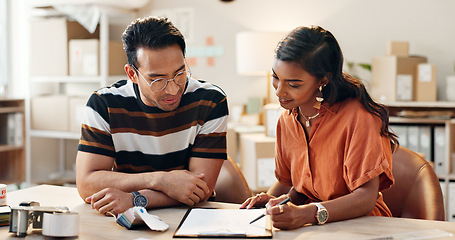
[
  {"left": 125, "top": 64, "right": 138, "bottom": 83},
  {"left": 323, "top": 73, "right": 332, "bottom": 86}
]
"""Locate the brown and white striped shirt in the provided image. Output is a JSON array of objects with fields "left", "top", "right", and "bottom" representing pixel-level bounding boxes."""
[{"left": 77, "top": 78, "right": 228, "bottom": 173}]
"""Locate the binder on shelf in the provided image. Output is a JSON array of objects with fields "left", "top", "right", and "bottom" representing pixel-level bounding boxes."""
[
  {"left": 14, "top": 113, "right": 23, "bottom": 147},
  {"left": 3, "top": 112, "right": 23, "bottom": 147},
  {"left": 439, "top": 179, "right": 447, "bottom": 219},
  {"left": 433, "top": 126, "right": 446, "bottom": 175},
  {"left": 418, "top": 126, "right": 432, "bottom": 162},
  {"left": 449, "top": 180, "right": 455, "bottom": 222},
  {"left": 7, "top": 113, "right": 15, "bottom": 146},
  {"left": 407, "top": 126, "right": 420, "bottom": 154},
  {"left": 390, "top": 125, "right": 408, "bottom": 149}
]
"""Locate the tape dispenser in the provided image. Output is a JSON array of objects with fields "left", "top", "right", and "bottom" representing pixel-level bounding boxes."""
[{"left": 9, "top": 201, "right": 75, "bottom": 237}]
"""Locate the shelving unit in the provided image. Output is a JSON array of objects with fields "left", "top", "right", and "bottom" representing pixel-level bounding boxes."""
[
  {"left": 26, "top": 5, "right": 136, "bottom": 184},
  {"left": 0, "top": 99, "right": 25, "bottom": 184},
  {"left": 385, "top": 101, "right": 455, "bottom": 221}
]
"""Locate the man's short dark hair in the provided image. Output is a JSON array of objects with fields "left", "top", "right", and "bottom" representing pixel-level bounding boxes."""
[{"left": 122, "top": 16, "right": 186, "bottom": 67}]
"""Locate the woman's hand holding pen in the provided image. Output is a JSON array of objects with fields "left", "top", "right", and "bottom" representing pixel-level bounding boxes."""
[
  {"left": 241, "top": 193, "right": 315, "bottom": 230},
  {"left": 267, "top": 201, "right": 315, "bottom": 230}
]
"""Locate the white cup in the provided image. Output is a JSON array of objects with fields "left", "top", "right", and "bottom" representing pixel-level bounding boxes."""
[{"left": 0, "top": 184, "right": 6, "bottom": 206}]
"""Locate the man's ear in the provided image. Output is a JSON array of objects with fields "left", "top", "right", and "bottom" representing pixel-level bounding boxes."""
[{"left": 125, "top": 64, "right": 138, "bottom": 83}]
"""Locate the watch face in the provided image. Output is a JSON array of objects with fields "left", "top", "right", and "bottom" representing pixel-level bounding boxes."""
[
  {"left": 317, "top": 209, "right": 328, "bottom": 224},
  {"left": 134, "top": 195, "right": 147, "bottom": 207}
]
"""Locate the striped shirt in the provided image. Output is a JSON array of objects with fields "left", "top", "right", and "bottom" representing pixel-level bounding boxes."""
[{"left": 77, "top": 78, "right": 228, "bottom": 173}]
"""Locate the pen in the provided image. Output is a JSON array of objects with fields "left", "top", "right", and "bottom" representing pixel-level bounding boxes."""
[{"left": 249, "top": 196, "right": 291, "bottom": 224}]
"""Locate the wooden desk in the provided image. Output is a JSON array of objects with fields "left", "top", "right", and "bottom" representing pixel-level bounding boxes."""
[{"left": 1, "top": 185, "right": 455, "bottom": 239}]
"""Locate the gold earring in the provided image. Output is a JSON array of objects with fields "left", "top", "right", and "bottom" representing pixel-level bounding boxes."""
[{"left": 313, "top": 85, "right": 324, "bottom": 109}]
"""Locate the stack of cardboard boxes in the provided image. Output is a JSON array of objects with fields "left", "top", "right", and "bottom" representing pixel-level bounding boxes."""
[
  {"left": 371, "top": 41, "right": 437, "bottom": 102},
  {"left": 30, "top": 17, "right": 127, "bottom": 132}
]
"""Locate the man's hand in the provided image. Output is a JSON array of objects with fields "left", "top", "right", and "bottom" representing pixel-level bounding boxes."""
[
  {"left": 157, "top": 170, "right": 210, "bottom": 206},
  {"left": 86, "top": 188, "right": 134, "bottom": 216}
]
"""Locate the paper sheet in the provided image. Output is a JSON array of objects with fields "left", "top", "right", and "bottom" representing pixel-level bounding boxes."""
[{"left": 174, "top": 208, "right": 271, "bottom": 237}]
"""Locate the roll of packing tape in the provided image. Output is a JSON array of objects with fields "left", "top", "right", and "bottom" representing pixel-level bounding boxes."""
[
  {"left": 42, "top": 212, "right": 79, "bottom": 237},
  {"left": 0, "top": 184, "right": 6, "bottom": 206}
]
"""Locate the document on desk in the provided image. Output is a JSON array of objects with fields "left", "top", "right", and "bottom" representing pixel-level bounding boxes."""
[{"left": 173, "top": 208, "right": 272, "bottom": 238}]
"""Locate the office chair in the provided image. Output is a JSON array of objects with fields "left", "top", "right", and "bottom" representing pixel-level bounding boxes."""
[
  {"left": 382, "top": 146, "right": 445, "bottom": 220},
  {"left": 214, "top": 156, "right": 252, "bottom": 204}
]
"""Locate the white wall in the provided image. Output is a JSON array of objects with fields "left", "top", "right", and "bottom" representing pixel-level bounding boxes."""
[
  {"left": 140, "top": 0, "right": 455, "bottom": 103},
  {"left": 9, "top": 0, "right": 455, "bottom": 104},
  {"left": 9, "top": 0, "right": 30, "bottom": 99}
]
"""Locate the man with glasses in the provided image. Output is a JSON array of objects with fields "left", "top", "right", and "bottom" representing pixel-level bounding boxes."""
[{"left": 76, "top": 16, "right": 228, "bottom": 215}]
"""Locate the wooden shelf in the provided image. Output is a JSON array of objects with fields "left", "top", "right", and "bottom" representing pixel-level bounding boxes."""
[
  {"left": 386, "top": 102, "right": 455, "bottom": 221},
  {"left": 384, "top": 101, "right": 455, "bottom": 108},
  {"left": 0, "top": 106, "right": 24, "bottom": 114},
  {"left": 385, "top": 101, "right": 455, "bottom": 118},
  {"left": 389, "top": 116, "right": 448, "bottom": 125},
  {"left": 0, "top": 99, "right": 25, "bottom": 184},
  {"left": 0, "top": 144, "right": 23, "bottom": 152}
]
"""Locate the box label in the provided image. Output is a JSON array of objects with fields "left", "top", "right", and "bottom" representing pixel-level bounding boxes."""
[
  {"left": 83, "top": 54, "right": 98, "bottom": 75},
  {"left": 418, "top": 64, "right": 432, "bottom": 82},
  {"left": 396, "top": 74, "right": 413, "bottom": 101}
]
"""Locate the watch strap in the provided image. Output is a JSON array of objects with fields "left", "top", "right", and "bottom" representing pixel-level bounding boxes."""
[{"left": 310, "top": 202, "right": 325, "bottom": 210}]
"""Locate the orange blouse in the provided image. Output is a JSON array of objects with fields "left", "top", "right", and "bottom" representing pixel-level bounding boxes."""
[{"left": 275, "top": 98, "right": 394, "bottom": 216}]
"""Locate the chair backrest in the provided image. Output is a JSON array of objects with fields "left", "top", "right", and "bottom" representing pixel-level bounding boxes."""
[
  {"left": 214, "top": 157, "right": 252, "bottom": 204},
  {"left": 382, "top": 146, "right": 445, "bottom": 220}
]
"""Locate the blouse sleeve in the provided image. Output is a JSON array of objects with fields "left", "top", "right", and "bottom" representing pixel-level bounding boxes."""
[{"left": 343, "top": 108, "right": 394, "bottom": 192}]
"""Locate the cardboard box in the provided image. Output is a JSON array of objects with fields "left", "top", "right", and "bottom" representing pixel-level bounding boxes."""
[
  {"left": 371, "top": 55, "right": 427, "bottom": 102},
  {"left": 239, "top": 133, "right": 276, "bottom": 192},
  {"left": 31, "top": 96, "right": 69, "bottom": 131},
  {"left": 69, "top": 97, "right": 87, "bottom": 132},
  {"left": 70, "top": 39, "right": 99, "bottom": 76},
  {"left": 69, "top": 40, "right": 126, "bottom": 76},
  {"left": 447, "top": 76, "right": 455, "bottom": 101},
  {"left": 416, "top": 63, "right": 437, "bottom": 101},
  {"left": 30, "top": 17, "right": 99, "bottom": 76},
  {"left": 387, "top": 41, "right": 409, "bottom": 57},
  {"left": 31, "top": 95, "right": 87, "bottom": 132},
  {"left": 108, "top": 41, "right": 127, "bottom": 75}
]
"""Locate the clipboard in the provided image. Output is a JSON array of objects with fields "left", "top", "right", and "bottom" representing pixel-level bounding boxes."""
[{"left": 173, "top": 208, "right": 272, "bottom": 238}]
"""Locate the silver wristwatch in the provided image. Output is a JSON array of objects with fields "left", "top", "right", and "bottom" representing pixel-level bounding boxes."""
[{"left": 132, "top": 191, "right": 148, "bottom": 208}]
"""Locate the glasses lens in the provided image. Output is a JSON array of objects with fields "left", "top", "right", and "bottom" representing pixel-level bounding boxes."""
[
  {"left": 149, "top": 71, "right": 189, "bottom": 92},
  {"left": 150, "top": 78, "right": 167, "bottom": 92},
  {"left": 174, "top": 71, "right": 188, "bottom": 85}
]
